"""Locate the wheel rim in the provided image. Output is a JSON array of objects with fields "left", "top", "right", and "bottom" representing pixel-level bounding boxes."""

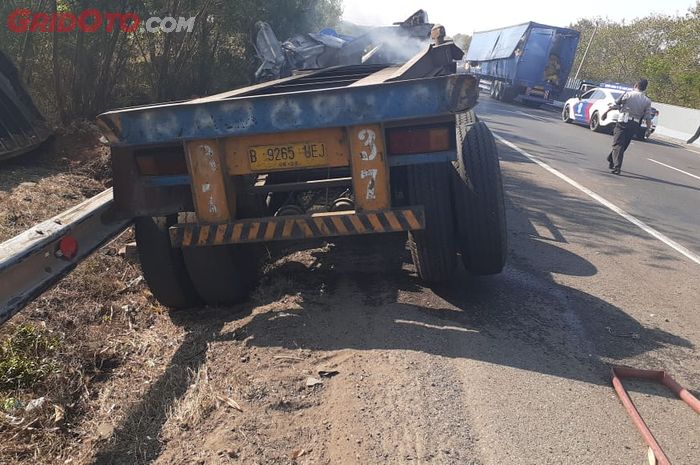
[
  {"left": 563, "top": 107, "right": 569, "bottom": 121},
  {"left": 590, "top": 114, "right": 598, "bottom": 130}
]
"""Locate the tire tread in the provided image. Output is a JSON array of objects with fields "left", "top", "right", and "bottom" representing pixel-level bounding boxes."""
[
  {"left": 406, "top": 163, "right": 457, "bottom": 282},
  {"left": 452, "top": 118, "right": 507, "bottom": 275},
  {"left": 135, "top": 216, "right": 201, "bottom": 308}
]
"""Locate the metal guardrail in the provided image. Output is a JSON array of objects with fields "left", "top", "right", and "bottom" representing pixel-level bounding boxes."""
[{"left": 0, "top": 189, "right": 131, "bottom": 325}]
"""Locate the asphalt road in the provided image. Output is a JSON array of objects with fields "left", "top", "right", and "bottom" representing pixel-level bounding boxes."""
[{"left": 476, "top": 96, "right": 700, "bottom": 259}]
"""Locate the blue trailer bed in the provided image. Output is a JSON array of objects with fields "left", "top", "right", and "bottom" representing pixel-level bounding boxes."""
[{"left": 98, "top": 70, "right": 478, "bottom": 147}]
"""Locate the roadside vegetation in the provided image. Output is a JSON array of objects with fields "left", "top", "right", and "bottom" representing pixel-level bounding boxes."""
[
  {"left": 571, "top": 3, "right": 700, "bottom": 108},
  {"left": 0, "top": 0, "right": 342, "bottom": 124}
]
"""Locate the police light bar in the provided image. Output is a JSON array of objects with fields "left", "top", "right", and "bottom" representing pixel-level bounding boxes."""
[{"left": 599, "top": 82, "right": 634, "bottom": 92}]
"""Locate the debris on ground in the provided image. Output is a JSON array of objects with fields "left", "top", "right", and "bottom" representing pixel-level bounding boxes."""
[
  {"left": 24, "top": 397, "right": 47, "bottom": 413},
  {"left": 216, "top": 396, "right": 244, "bottom": 412},
  {"left": 116, "top": 242, "right": 138, "bottom": 262},
  {"left": 305, "top": 377, "right": 324, "bottom": 388},
  {"left": 0, "top": 50, "right": 52, "bottom": 162},
  {"left": 290, "top": 447, "right": 310, "bottom": 460}
]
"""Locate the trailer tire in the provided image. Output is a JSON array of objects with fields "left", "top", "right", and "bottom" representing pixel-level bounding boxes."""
[
  {"left": 406, "top": 163, "right": 457, "bottom": 282},
  {"left": 491, "top": 81, "right": 504, "bottom": 100},
  {"left": 135, "top": 216, "right": 202, "bottom": 309},
  {"left": 489, "top": 81, "right": 499, "bottom": 99},
  {"left": 182, "top": 244, "right": 260, "bottom": 307},
  {"left": 178, "top": 214, "right": 260, "bottom": 307},
  {"left": 452, "top": 118, "right": 507, "bottom": 275},
  {"left": 501, "top": 85, "right": 517, "bottom": 103}
]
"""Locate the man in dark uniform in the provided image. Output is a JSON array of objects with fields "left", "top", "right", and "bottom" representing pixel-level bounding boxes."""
[{"left": 603, "top": 79, "right": 653, "bottom": 174}]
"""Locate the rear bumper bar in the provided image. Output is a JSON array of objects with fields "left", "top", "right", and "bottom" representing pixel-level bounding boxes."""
[{"left": 169, "top": 207, "right": 425, "bottom": 247}]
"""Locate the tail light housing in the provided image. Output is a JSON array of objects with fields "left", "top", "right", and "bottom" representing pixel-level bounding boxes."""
[{"left": 386, "top": 124, "right": 454, "bottom": 155}]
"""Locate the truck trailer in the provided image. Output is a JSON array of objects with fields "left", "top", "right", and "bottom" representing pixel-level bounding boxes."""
[
  {"left": 465, "top": 22, "right": 580, "bottom": 106},
  {"left": 96, "top": 42, "right": 508, "bottom": 309}
]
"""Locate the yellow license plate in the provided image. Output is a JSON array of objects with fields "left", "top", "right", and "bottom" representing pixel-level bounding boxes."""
[{"left": 248, "top": 142, "right": 328, "bottom": 171}]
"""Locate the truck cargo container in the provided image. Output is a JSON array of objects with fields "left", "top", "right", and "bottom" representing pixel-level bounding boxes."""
[{"left": 465, "top": 22, "right": 580, "bottom": 106}]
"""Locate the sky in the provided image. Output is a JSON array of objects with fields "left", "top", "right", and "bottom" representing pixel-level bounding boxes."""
[{"left": 341, "top": 0, "right": 697, "bottom": 35}]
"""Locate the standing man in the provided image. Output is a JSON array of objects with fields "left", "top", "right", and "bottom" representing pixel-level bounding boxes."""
[{"left": 603, "top": 79, "right": 653, "bottom": 174}]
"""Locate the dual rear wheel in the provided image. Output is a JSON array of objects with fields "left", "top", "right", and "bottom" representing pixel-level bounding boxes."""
[
  {"left": 135, "top": 214, "right": 259, "bottom": 309},
  {"left": 405, "top": 112, "right": 507, "bottom": 282},
  {"left": 489, "top": 81, "right": 517, "bottom": 103}
]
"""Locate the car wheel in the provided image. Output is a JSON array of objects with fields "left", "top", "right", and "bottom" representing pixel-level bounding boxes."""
[
  {"left": 635, "top": 126, "right": 650, "bottom": 141},
  {"left": 589, "top": 112, "right": 602, "bottom": 132},
  {"left": 562, "top": 105, "right": 572, "bottom": 123}
]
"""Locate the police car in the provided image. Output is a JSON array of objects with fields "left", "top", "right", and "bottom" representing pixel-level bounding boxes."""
[{"left": 562, "top": 84, "right": 658, "bottom": 140}]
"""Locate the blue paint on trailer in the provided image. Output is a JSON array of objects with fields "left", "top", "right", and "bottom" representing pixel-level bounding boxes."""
[{"left": 97, "top": 73, "right": 477, "bottom": 147}]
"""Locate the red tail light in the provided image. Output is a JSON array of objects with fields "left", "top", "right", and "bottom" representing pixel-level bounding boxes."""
[{"left": 386, "top": 125, "right": 454, "bottom": 155}]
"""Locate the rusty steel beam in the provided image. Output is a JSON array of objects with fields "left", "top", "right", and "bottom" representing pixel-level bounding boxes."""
[
  {"left": 611, "top": 365, "right": 700, "bottom": 465},
  {"left": 0, "top": 189, "right": 131, "bottom": 325},
  {"left": 248, "top": 176, "right": 352, "bottom": 193}
]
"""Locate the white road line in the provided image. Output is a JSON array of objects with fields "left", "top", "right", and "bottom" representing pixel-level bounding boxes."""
[
  {"left": 647, "top": 158, "right": 700, "bottom": 182},
  {"left": 493, "top": 133, "right": 700, "bottom": 266},
  {"left": 515, "top": 110, "right": 551, "bottom": 123}
]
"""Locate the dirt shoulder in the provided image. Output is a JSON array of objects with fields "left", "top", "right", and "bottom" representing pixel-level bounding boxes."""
[{"left": 0, "top": 126, "right": 110, "bottom": 242}]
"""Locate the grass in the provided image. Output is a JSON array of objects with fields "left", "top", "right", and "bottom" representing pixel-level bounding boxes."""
[
  {"left": 165, "top": 366, "right": 216, "bottom": 432},
  {"left": 0, "top": 324, "right": 60, "bottom": 391}
]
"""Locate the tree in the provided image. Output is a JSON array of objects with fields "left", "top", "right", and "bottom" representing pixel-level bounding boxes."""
[
  {"left": 570, "top": 3, "right": 700, "bottom": 108},
  {"left": 452, "top": 33, "right": 471, "bottom": 53},
  {"left": 0, "top": 0, "right": 343, "bottom": 122}
]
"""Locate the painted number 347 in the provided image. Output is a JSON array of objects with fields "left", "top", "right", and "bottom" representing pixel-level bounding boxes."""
[{"left": 357, "top": 129, "right": 378, "bottom": 200}]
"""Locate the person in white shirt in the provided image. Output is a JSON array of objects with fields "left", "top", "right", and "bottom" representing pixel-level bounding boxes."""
[{"left": 603, "top": 79, "right": 653, "bottom": 175}]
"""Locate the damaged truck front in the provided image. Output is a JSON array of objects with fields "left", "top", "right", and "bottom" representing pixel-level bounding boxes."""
[
  {"left": 96, "top": 15, "right": 507, "bottom": 308},
  {"left": 0, "top": 50, "right": 51, "bottom": 162}
]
